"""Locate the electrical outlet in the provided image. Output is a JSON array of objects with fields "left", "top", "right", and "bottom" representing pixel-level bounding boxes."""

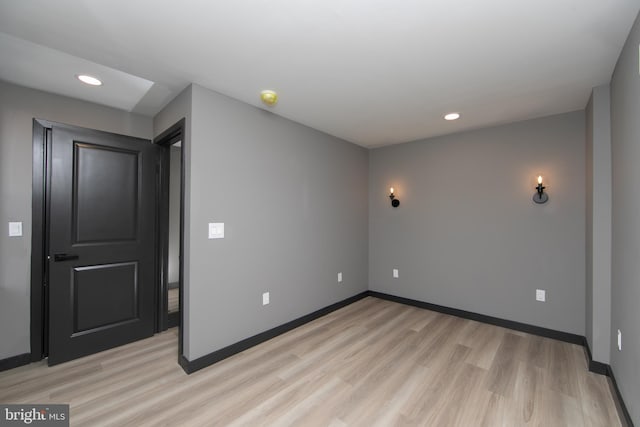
[
  {"left": 618, "top": 329, "right": 622, "bottom": 351},
  {"left": 262, "top": 292, "right": 270, "bottom": 306},
  {"left": 393, "top": 269, "right": 399, "bottom": 279},
  {"left": 338, "top": 272, "right": 343, "bottom": 283},
  {"left": 536, "top": 289, "right": 546, "bottom": 302}
]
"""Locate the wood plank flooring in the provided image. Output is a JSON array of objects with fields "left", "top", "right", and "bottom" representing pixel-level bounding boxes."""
[{"left": 0, "top": 297, "right": 621, "bottom": 426}]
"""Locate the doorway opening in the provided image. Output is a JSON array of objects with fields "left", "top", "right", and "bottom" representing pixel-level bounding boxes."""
[
  {"left": 154, "top": 119, "right": 185, "bottom": 359},
  {"left": 167, "top": 142, "right": 181, "bottom": 327}
]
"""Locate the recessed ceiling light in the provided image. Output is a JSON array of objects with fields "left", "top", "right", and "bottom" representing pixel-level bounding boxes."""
[
  {"left": 444, "top": 112, "right": 460, "bottom": 121},
  {"left": 260, "top": 90, "right": 278, "bottom": 106},
  {"left": 76, "top": 74, "right": 102, "bottom": 86}
]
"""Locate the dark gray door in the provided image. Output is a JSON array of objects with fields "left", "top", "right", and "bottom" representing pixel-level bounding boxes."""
[{"left": 48, "top": 123, "right": 157, "bottom": 365}]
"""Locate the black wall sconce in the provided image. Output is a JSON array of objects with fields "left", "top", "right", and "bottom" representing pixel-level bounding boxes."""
[
  {"left": 533, "top": 175, "right": 548, "bottom": 204},
  {"left": 389, "top": 187, "right": 400, "bottom": 207}
]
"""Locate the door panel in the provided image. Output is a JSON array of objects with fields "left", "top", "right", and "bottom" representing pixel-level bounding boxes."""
[
  {"left": 48, "top": 124, "right": 157, "bottom": 365},
  {"left": 72, "top": 262, "right": 138, "bottom": 333},
  {"left": 74, "top": 143, "right": 139, "bottom": 243}
]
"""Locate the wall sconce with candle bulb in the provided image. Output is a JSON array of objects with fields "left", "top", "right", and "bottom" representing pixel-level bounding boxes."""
[
  {"left": 389, "top": 187, "right": 400, "bottom": 207},
  {"left": 533, "top": 175, "right": 548, "bottom": 204}
]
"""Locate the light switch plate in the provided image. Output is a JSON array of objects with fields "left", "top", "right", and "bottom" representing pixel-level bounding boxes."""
[
  {"left": 8, "top": 222, "right": 22, "bottom": 237},
  {"left": 536, "top": 289, "right": 546, "bottom": 302},
  {"left": 262, "top": 292, "right": 270, "bottom": 306},
  {"left": 338, "top": 272, "right": 343, "bottom": 283},
  {"left": 393, "top": 269, "right": 399, "bottom": 279},
  {"left": 208, "top": 222, "right": 224, "bottom": 239}
]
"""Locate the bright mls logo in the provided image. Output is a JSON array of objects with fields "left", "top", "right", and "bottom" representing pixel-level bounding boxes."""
[{"left": 0, "top": 405, "right": 68, "bottom": 426}]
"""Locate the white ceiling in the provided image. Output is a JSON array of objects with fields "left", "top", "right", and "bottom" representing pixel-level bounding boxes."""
[
  {"left": 0, "top": 33, "right": 156, "bottom": 112},
  {"left": 0, "top": 1, "right": 638, "bottom": 148}
]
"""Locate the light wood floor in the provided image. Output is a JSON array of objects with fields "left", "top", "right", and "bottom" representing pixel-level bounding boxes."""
[{"left": 0, "top": 297, "right": 621, "bottom": 426}]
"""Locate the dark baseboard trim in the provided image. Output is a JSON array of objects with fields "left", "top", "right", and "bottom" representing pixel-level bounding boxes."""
[
  {"left": 179, "top": 291, "right": 369, "bottom": 374},
  {"left": 607, "top": 366, "right": 635, "bottom": 427},
  {"left": 167, "top": 311, "right": 180, "bottom": 329},
  {"left": 583, "top": 342, "right": 632, "bottom": 426},
  {"left": 368, "top": 291, "right": 584, "bottom": 345},
  {"left": 0, "top": 353, "right": 31, "bottom": 372},
  {"left": 589, "top": 359, "right": 609, "bottom": 376},
  {"left": 582, "top": 338, "right": 609, "bottom": 376},
  {"left": 373, "top": 291, "right": 634, "bottom": 426},
  {"left": 582, "top": 340, "right": 632, "bottom": 426},
  {"left": 176, "top": 288, "right": 634, "bottom": 427},
  {"left": 178, "top": 354, "right": 190, "bottom": 373}
]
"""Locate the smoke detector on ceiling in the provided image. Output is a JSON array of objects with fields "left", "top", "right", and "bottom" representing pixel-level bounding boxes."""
[{"left": 260, "top": 90, "right": 278, "bottom": 106}]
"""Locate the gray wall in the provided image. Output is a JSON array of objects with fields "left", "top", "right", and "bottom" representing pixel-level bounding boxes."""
[
  {"left": 0, "top": 80, "right": 152, "bottom": 360},
  {"left": 168, "top": 146, "right": 181, "bottom": 285},
  {"left": 369, "top": 111, "right": 586, "bottom": 335},
  {"left": 585, "top": 85, "right": 612, "bottom": 364},
  {"left": 585, "top": 95, "right": 593, "bottom": 354},
  {"left": 186, "top": 84, "right": 369, "bottom": 360},
  {"left": 610, "top": 11, "right": 640, "bottom": 425}
]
